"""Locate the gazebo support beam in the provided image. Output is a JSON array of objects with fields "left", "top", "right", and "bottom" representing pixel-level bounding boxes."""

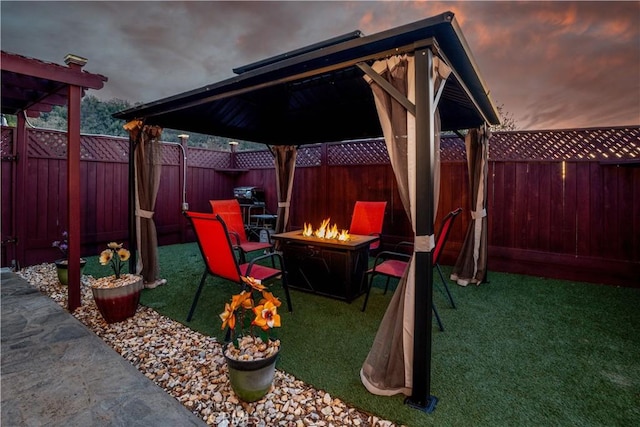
[{"left": 405, "top": 47, "right": 437, "bottom": 413}]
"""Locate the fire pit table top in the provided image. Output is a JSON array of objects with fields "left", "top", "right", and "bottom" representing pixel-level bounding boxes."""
[{"left": 271, "top": 230, "right": 378, "bottom": 251}]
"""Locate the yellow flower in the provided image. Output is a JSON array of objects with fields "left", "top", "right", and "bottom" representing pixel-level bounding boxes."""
[
  {"left": 220, "top": 303, "right": 236, "bottom": 330},
  {"left": 107, "top": 242, "right": 123, "bottom": 250},
  {"left": 252, "top": 301, "right": 281, "bottom": 331},
  {"left": 99, "top": 249, "right": 113, "bottom": 265},
  {"left": 118, "top": 248, "right": 130, "bottom": 261},
  {"left": 242, "top": 276, "right": 266, "bottom": 292},
  {"left": 259, "top": 291, "right": 281, "bottom": 308},
  {"left": 99, "top": 243, "right": 130, "bottom": 279}
]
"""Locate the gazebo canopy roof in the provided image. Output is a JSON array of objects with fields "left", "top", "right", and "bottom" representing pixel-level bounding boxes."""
[
  {"left": 114, "top": 11, "right": 499, "bottom": 145},
  {"left": 1, "top": 51, "right": 107, "bottom": 117}
]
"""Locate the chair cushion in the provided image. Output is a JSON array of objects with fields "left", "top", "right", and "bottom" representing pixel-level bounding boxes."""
[{"left": 369, "top": 259, "right": 408, "bottom": 279}]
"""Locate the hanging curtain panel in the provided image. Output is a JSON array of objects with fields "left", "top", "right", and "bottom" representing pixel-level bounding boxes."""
[
  {"left": 273, "top": 145, "right": 298, "bottom": 242},
  {"left": 360, "top": 54, "right": 449, "bottom": 396},
  {"left": 451, "top": 126, "right": 490, "bottom": 286},
  {"left": 125, "top": 120, "right": 164, "bottom": 286}
]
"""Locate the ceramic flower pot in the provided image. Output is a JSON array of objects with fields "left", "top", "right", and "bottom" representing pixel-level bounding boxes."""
[
  {"left": 224, "top": 348, "right": 279, "bottom": 402},
  {"left": 54, "top": 258, "right": 87, "bottom": 285},
  {"left": 91, "top": 274, "right": 143, "bottom": 324}
]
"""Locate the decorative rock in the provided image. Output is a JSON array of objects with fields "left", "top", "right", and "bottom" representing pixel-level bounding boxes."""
[{"left": 18, "top": 263, "right": 403, "bottom": 427}]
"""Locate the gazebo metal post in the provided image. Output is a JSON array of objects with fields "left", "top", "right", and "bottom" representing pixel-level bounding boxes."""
[
  {"left": 405, "top": 47, "right": 437, "bottom": 412},
  {"left": 128, "top": 135, "right": 137, "bottom": 274}
]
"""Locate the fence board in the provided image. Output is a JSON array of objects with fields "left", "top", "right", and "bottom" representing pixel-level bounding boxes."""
[{"left": 537, "top": 162, "right": 551, "bottom": 252}]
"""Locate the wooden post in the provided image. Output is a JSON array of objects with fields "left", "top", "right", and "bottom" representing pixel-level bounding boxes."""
[
  {"left": 66, "top": 84, "right": 82, "bottom": 311},
  {"left": 14, "top": 114, "right": 28, "bottom": 269}
]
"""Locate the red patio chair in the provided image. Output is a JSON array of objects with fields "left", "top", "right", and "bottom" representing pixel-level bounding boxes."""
[
  {"left": 361, "top": 207, "right": 463, "bottom": 331},
  {"left": 183, "top": 211, "right": 292, "bottom": 322},
  {"left": 210, "top": 199, "right": 274, "bottom": 264},
  {"left": 349, "top": 201, "right": 387, "bottom": 250}
]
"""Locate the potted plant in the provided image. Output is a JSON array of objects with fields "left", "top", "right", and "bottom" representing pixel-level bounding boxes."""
[
  {"left": 220, "top": 276, "right": 282, "bottom": 402},
  {"left": 91, "top": 242, "right": 143, "bottom": 324},
  {"left": 52, "top": 231, "right": 87, "bottom": 285}
]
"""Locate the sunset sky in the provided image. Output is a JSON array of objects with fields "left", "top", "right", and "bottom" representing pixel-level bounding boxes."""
[{"left": 2, "top": 1, "right": 639, "bottom": 131}]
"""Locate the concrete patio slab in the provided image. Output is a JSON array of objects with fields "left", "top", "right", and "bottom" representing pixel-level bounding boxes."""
[{"left": 1, "top": 271, "right": 207, "bottom": 426}]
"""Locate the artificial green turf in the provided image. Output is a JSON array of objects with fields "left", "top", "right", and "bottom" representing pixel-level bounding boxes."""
[{"left": 82, "top": 243, "right": 640, "bottom": 426}]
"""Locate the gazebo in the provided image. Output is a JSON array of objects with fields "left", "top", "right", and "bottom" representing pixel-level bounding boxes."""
[
  {"left": 1, "top": 51, "right": 107, "bottom": 311},
  {"left": 115, "top": 11, "right": 499, "bottom": 412}
]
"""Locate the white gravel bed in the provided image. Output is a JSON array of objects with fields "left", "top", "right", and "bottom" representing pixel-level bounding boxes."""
[{"left": 17, "top": 264, "right": 401, "bottom": 427}]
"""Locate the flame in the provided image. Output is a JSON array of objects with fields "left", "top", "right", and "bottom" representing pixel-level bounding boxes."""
[
  {"left": 302, "top": 222, "right": 314, "bottom": 237},
  {"left": 338, "top": 229, "right": 350, "bottom": 241},
  {"left": 315, "top": 218, "right": 331, "bottom": 239},
  {"left": 301, "top": 218, "right": 350, "bottom": 241}
]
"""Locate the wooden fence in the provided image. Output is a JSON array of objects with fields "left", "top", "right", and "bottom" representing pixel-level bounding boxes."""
[{"left": 1, "top": 126, "right": 638, "bottom": 286}]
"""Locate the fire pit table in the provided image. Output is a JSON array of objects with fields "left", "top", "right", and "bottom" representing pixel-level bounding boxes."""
[{"left": 271, "top": 230, "right": 379, "bottom": 302}]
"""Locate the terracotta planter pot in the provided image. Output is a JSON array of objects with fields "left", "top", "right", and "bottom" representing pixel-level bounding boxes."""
[
  {"left": 91, "top": 274, "right": 143, "bottom": 324},
  {"left": 54, "top": 259, "right": 87, "bottom": 286},
  {"left": 224, "top": 348, "right": 279, "bottom": 402}
]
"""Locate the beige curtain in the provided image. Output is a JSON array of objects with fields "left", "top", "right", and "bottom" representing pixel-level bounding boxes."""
[
  {"left": 451, "top": 126, "right": 490, "bottom": 285},
  {"left": 360, "top": 54, "right": 449, "bottom": 396},
  {"left": 273, "top": 145, "right": 297, "bottom": 241},
  {"left": 124, "top": 120, "right": 163, "bottom": 284}
]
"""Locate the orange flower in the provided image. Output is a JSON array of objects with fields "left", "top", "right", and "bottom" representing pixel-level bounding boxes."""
[
  {"left": 259, "top": 291, "right": 282, "bottom": 308},
  {"left": 252, "top": 301, "right": 281, "bottom": 331},
  {"left": 231, "top": 291, "right": 253, "bottom": 311},
  {"left": 220, "top": 302, "right": 236, "bottom": 330},
  {"left": 242, "top": 276, "right": 266, "bottom": 292}
]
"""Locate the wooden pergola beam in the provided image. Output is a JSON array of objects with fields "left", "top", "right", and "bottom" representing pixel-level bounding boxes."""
[{"left": 1, "top": 51, "right": 107, "bottom": 312}]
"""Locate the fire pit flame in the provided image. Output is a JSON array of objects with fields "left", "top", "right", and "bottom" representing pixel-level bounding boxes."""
[{"left": 302, "top": 218, "right": 350, "bottom": 241}]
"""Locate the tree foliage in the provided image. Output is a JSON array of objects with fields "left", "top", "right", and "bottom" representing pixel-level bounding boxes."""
[{"left": 491, "top": 103, "right": 518, "bottom": 131}]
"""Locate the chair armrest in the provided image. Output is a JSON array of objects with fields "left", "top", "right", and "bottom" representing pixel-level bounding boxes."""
[
  {"left": 392, "top": 241, "right": 414, "bottom": 254},
  {"left": 244, "top": 251, "right": 285, "bottom": 276},
  {"left": 371, "top": 250, "right": 412, "bottom": 269},
  {"left": 228, "top": 230, "right": 242, "bottom": 246}
]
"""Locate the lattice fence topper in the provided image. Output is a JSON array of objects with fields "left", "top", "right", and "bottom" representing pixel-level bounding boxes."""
[
  {"left": 236, "top": 150, "right": 274, "bottom": 169},
  {"left": 296, "top": 144, "right": 322, "bottom": 167},
  {"left": 187, "top": 147, "right": 231, "bottom": 169},
  {"left": 161, "top": 144, "right": 181, "bottom": 165},
  {"left": 489, "top": 126, "right": 640, "bottom": 161},
  {"left": 15, "top": 125, "right": 640, "bottom": 165},
  {"left": 328, "top": 139, "right": 390, "bottom": 165}
]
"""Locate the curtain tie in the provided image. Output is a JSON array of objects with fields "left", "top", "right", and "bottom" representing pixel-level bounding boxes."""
[
  {"left": 414, "top": 234, "right": 435, "bottom": 252},
  {"left": 137, "top": 209, "right": 154, "bottom": 219},
  {"left": 471, "top": 208, "right": 486, "bottom": 220},
  {"left": 278, "top": 202, "right": 290, "bottom": 208}
]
